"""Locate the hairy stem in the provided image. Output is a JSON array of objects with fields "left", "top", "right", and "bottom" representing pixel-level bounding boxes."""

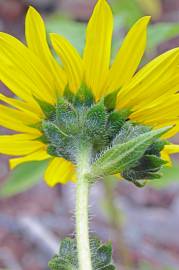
[{"left": 76, "top": 144, "right": 92, "bottom": 270}]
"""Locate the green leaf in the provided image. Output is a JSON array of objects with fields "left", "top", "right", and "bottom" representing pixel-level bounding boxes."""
[
  {"left": 90, "top": 127, "right": 171, "bottom": 178},
  {"left": 148, "top": 23, "right": 179, "bottom": 52},
  {"left": 113, "top": 122, "right": 150, "bottom": 145},
  {"left": 59, "top": 238, "right": 78, "bottom": 267},
  {"left": 0, "top": 161, "right": 48, "bottom": 198},
  {"left": 48, "top": 236, "right": 116, "bottom": 270},
  {"left": 94, "top": 243, "right": 112, "bottom": 269}
]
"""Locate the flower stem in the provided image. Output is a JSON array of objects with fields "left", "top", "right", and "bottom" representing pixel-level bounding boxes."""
[{"left": 76, "top": 144, "right": 92, "bottom": 270}]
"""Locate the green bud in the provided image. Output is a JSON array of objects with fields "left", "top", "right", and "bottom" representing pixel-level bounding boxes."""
[{"left": 90, "top": 126, "right": 171, "bottom": 179}]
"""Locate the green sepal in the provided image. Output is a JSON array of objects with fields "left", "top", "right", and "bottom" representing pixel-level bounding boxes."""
[
  {"left": 85, "top": 100, "right": 108, "bottom": 147},
  {"left": 107, "top": 110, "right": 131, "bottom": 139},
  {"left": 36, "top": 134, "right": 49, "bottom": 144},
  {"left": 56, "top": 98, "right": 78, "bottom": 134},
  {"left": 74, "top": 84, "right": 95, "bottom": 107},
  {"left": 42, "top": 121, "right": 68, "bottom": 144},
  {"left": 90, "top": 126, "right": 171, "bottom": 179},
  {"left": 63, "top": 85, "right": 75, "bottom": 104},
  {"left": 146, "top": 139, "right": 168, "bottom": 156},
  {"left": 122, "top": 168, "right": 162, "bottom": 183},
  {"left": 48, "top": 236, "right": 116, "bottom": 270},
  {"left": 30, "top": 121, "right": 43, "bottom": 131},
  {"left": 104, "top": 89, "right": 119, "bottom": 111},
  {"left": 141, "top": 154, "right": 167, "bottom": 169},
  {"left": 34, "top": 98, "right": 56, "bottom": 119},
  {"left": 47, "top": 144, "right": 71, "bottom": 161}
]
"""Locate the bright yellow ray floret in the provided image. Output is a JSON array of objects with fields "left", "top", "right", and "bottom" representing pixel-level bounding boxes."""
[{"left": 0, "top": 0, "right": 179, "bottom": 186}]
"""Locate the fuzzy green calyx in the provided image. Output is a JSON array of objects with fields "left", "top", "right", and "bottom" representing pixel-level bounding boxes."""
[
  {"left": 37, "top": 85, "right": 169, "bottom": 186},
  {"left": 48, "top": 237, "right": 116, "bottom": 270},
  {"left": 41, "top": 87, "right": 130, "bottom": 163}
]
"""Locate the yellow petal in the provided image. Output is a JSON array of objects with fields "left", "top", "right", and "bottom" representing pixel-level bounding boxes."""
[
  {"left": 0, "top": 104, "right": 41, "bottom": 134},
  {"left": 130, "top": 94, "right": 179, "bottom": 126},
  {"left": 45, "top": 157, "right": 76, "bottom": 186},
  {"left": 25, "top": 6, "right": 67, "bottom": 93},
  {"left": 0, "top": 134, "right": 44, "bottom": 155},
  {"left": 117, "top": 48, "right": 179, "bottom": 110},
  {"left": 0, "top": 103, "right": 40, "bottom": 125},
  {"left": 51, "top": 33, "right": 83, "bottom": 93},
  {"left": 0, "top": 32, "right": 56, "bottom": 104},
  {"left": 162, "top": 124, "right": 179, "bottom": 139},
  {"left": 10, "top": 148, "right": 50, "bottom": 169},
  {"left": 161, "top": 144, "right": 179, "bottom": 166},
  {"left": 106, "top": 16, "right": 150, "bottom": 94},
  {"left": 83, "top": 0, "right": 113, "bottom": 99},
  {"left": 0, "top": 93, "right": 43, "bottom": 118}
]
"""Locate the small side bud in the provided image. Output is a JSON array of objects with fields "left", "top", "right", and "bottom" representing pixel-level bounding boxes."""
[{"left": 89, "top": 126, "right": 171, "bottom": 181}]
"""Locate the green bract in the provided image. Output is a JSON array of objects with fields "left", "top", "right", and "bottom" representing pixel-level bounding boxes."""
[{"left": 37, "top": 85, "right": 170, "bottom": 187}]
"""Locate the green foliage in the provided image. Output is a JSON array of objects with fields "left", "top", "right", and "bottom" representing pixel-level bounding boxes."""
[
  {"left": 48, "top": 236, "right": 116, "bottom": 270},
  {"left": 0, "top": 161, "right": 47, "bottom": 198},
  {"left": 111, "top": 0, "right": 143, "bottom": 26},
  {"left": 148, "top": 23, "right": 179, "bottom": 52},
  {"left": 90, "top": 126, "right": 170, "bottom": 183},
  {"left": 46, "top": 15, "right": 85, "bottom": 54}
]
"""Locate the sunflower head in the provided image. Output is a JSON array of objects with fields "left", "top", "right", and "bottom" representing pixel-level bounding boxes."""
[
  {"left": 0, "top": 0, "right": 179, "bottom": 187},
  {"left": 34, "top": 82, "right": 169, "bottom": 187}
]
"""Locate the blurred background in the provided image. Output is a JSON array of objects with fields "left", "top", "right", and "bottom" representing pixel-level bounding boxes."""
[{"left": 1, "top": 0, "right": 179, "bottom": 269}]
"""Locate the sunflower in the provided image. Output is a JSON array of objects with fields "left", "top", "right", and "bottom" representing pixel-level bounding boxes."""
[{"left": 0, "top": 0, "right": 179, "bottom": 187}]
